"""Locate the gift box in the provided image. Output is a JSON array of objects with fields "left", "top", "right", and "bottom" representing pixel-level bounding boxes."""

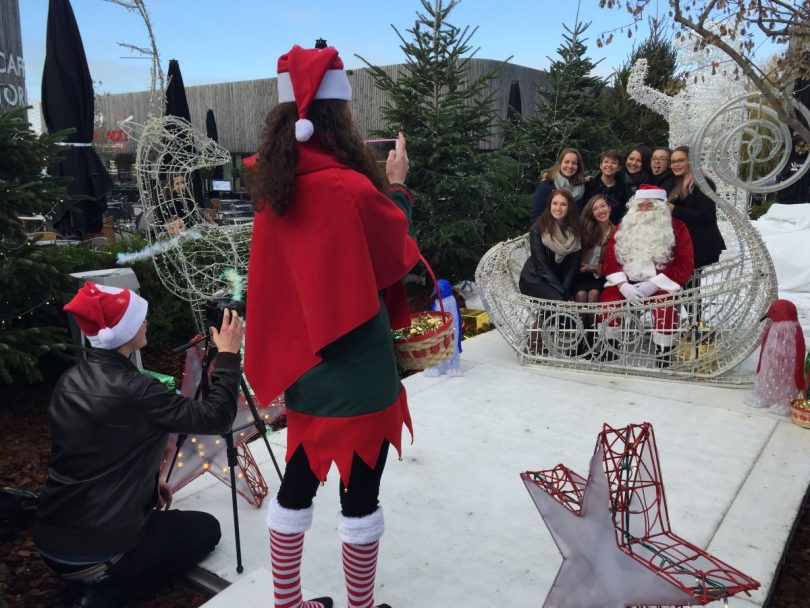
[
  {"left": 674, "top": 323, "right": 719, "bottom": 371},
  {"left": 461, "top": 308, "right": 491, "bottom": 336}
]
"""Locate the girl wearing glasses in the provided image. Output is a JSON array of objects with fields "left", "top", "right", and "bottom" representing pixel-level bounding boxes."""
[
  {"left": 667, "top": 146, "right": 726, "bottom": 269},
  {"left": 650, "top": 146, "right": 677, "bottom": 193}
]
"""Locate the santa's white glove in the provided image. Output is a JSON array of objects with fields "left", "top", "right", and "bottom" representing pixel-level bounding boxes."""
[
  {"left": 619, "top": 283, "right": 642, "bottom": 300},
  {"left": 636, "top": 281, "right": 659, "bottom": 297}
]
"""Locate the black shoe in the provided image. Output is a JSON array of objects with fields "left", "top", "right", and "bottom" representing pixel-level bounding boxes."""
[
  {"left": 309, "top": 598, "right": 333, "bottom": 608},
  {"left": 655, "top": 345, "right": 675, "bottom": 368},
  {"left": 377, "top": 604, "right": 392, "bottom": 607},
  {"left": 71, "top": 587, "right": 122, "bottom": 608},
  {"left": 600, "top": 338, "right": 620, "bottom": 362}
]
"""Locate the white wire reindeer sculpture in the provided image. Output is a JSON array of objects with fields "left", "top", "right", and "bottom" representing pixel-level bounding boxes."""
[{"left": 120, "top": 115, "right": 252, "bottom": 330}]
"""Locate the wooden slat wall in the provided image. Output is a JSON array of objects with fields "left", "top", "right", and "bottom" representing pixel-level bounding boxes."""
[{"left": 96, "top": 59, "right": 547, "bottom": 154}]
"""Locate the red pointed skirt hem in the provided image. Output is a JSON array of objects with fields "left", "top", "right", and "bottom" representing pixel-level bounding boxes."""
[{"left": 284, "top": 387, "right": 413, "bottom": 485}]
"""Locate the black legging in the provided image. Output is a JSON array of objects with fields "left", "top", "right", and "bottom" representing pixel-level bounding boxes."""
[{"left": 276, "top": 442, "right": 390, "bottom": 518}]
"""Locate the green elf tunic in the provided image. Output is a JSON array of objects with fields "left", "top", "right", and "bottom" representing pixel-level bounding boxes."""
[{"left": 244, "top": 145, "right": 420, "bottom": 485}]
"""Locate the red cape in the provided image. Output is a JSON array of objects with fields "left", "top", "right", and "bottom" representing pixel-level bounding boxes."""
[{"left": 244, "top": 144, "right": 420, "bottom": 405}]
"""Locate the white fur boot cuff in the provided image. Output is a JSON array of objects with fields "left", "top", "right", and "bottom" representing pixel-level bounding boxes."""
[
  {"left": 266, "top": 493, "right": 314, "bottom": 534},
  {"left": 337, "top": 507, "right": 385, "bottom": 544}
]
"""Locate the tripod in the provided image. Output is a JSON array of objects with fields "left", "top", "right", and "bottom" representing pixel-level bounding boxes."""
[{"left": 165, "top": 332, "right": 284, "bottom": 573}]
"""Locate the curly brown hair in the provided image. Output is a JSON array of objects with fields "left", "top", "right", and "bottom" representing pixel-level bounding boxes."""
[
  {"left": 248, "top": 100, "right": 387, "bottom": 216},
  {"left": 535, "top": 189, "right": 580, "bottom": 237}
]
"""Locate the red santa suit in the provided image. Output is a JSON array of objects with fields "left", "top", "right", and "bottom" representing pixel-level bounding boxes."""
[{"left": 599, "top": 189, "right": 694, "bottom": 347}]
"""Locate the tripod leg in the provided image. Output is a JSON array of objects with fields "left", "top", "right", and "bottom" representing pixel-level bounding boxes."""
[
  {"left": 225, "top": 432, "right": 244, "bottom": 573},
  {"left": 164, "top": 433, "right": 187, "bottom": 483},
  {"left": 240, "top": 377, "right": 284, "bottom": 482}
]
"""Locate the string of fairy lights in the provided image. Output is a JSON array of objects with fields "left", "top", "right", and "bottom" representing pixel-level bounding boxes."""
[
  {"left": 172, "top": 408, "right": 277, "bottom": 478},
  {"left": 0, "top": 243, "right": 117, "bottom": 328}
]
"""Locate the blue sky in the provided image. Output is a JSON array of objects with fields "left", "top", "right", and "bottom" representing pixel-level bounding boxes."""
[{"left": 20, "top": 0, "right": 676, "bottom": 101}]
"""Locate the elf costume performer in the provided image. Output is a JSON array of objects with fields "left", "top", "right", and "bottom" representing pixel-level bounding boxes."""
[{"left": 244, "top": 44, "right": 419, "bottom": 608}]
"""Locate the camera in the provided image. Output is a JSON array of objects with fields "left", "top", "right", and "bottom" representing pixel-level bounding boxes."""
[
  {"left": 205, "top": 298, "right": 246, "bottom": 329},
  {"left": 365, "top": 138, "right": 398, "bottom": 164}
]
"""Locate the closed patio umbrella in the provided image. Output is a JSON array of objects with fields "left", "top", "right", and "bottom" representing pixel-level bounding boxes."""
[
  {"left": 42, "top": 0, "right": 112, "bottom": 236},
  {"left": 507, "top": 79, "right": 522, "bottom": 125},
  {"left": 164, "top": 59, "right": 204, "bottom": 211},
  {"left": 205, "top": 109, "right": 224, "bottom": 180},
  {"left": 503, "top": 79, "right": 523, "bottom": 146}
]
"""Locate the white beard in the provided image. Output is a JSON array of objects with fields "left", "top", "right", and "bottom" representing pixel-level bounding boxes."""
[{"left": 615, "top": 203, "right": 675, "bottom": 278}]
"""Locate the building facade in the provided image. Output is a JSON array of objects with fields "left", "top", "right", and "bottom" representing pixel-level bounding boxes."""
[{"left": 94, "top": 59, "right": 547, "bottom": 184}]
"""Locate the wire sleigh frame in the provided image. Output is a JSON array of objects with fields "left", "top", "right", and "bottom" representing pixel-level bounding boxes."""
[{"left": 476, "top": 93, "right": 810, "bottom": 383}]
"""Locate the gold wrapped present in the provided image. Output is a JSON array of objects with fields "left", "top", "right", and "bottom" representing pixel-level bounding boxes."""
[
  {"left": 675, "top": 323, "right": 719, "bottom": 371},
  {"left": 461, "top": 308, "right": 491, "bottom": 337}
]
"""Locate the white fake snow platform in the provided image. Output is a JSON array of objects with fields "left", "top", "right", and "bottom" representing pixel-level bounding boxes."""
[{"left": 179, "top": 330, "right": 810, "bottom": 608}]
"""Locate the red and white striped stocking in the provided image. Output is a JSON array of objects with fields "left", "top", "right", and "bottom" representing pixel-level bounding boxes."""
[
  {"left": 338, "top": 508, "right": 385, "bottom": 608},
  {"left": 342, "top": 540, "right": 379, "bottom": 608},
  {"left": 268, "top": 495, "right": 331, "bottom": 608}
]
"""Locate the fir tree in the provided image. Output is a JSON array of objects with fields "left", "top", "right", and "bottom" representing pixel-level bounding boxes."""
[
  {"left": 601, "top": 21, "right": 679, "bottom": 149},
  {"left": 0, "top": 107, "right": 74, "bottom": 384},
  {"left": 511, "top": 20, "right": 611, "bottom": 177},
  {"left": 359, "top": 0, "right": 524, "bottom": 280}
]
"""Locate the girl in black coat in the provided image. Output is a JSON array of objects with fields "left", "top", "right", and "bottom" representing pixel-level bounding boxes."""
[
  {"left": 520, "top": 189, "right": 582, "bottom": 301},
  {"left": 667, "top": 146, "right": 726, "bottom": 268},
  {"left": 618, "top": 144, "right": 652, "bottom": 211},
  {"left": 583, "top": 149, "right": 625, "bottom": 224},
  {"left": 650, "top": 146, "right": 677, "bottom": 193}
]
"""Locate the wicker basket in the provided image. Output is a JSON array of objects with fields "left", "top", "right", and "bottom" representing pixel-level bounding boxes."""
[
  {"left": 789, "top": 398, "right": 810, "bottom": 429},
  {"left": 394, "top": 255, "right": 455, "bottom": 371}
]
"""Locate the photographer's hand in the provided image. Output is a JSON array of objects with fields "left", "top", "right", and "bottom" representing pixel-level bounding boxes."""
[
  {"left": 211, "top": 308, "right": 245, "bottom": 354},
  {"left": 386, "top": 132, "right": 409, "bottom": 185},
  {"left": 157, "top": 481, "right": 173, "bottom": 510}
]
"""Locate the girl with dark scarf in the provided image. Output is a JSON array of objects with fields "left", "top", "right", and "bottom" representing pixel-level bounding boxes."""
[
  {"left": 618, "top": 144, "right": 652, "bottom": 215},
  {"left": 650, "top": 146, "right": 677, "bottom": 193}
]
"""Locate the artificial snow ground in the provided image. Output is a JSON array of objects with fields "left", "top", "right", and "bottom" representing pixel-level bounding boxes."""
[{"left": 177, "top": 328, "right": 810, "bottom": 608}]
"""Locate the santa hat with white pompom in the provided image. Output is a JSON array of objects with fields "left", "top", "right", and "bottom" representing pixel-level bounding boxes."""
[
  {"left": 64, "top": 282, "right": 148, "bottom": 349},
  {"left": 276, "top": 44, "right": 352, "bottom": 142}
]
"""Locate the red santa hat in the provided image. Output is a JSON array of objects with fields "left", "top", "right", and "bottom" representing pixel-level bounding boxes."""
[
  {"left": 631, "top": 184, "right": 668, "bottom": 203},
  {"left": 276, "top": 44, "right": 352, "bottom": 142},
  {"left": 64, "top": 282, "right": 148, "bottom": 349}
]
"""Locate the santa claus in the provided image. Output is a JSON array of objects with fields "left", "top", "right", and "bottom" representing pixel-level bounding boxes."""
[{"left": 599, "top": 184, "right": 695, "bottom": 363}]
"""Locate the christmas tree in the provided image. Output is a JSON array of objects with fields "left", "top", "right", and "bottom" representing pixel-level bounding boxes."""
[
  {"left": 510, "top": 20, "right": 611, "bottom": 176},
  {"left": 359, "top": 0, "right": 524, "bottom": 280},
  {"left": 601, "top": 21, "right": 679, "bottom": 148},
  {"left": 0, "top": 107, "right": 74, "bottom": 384}
]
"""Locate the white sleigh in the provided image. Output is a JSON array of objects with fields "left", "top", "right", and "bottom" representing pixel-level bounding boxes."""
[{"left": 475, "top": 93, "right": 810, "bottom": 383}]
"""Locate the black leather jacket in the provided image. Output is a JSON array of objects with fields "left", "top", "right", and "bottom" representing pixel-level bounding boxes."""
[{"left": 33, "top": 349, "right": 240, "bottom": 555}]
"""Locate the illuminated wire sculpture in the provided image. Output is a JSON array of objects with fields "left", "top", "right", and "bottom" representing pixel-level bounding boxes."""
[
  {"left": 120, "top": 115, "right": 251, "bottom": 329},
  {"left": 522, "top": 422, "right": 760, "bottom": 607},
  {"left": 476, "top": 90, "right": 809, "bottom": 382}
]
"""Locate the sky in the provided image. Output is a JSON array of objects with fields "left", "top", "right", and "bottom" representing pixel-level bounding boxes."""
[{"left": 17, "top": 0, "right": 678, "bottom": 102}]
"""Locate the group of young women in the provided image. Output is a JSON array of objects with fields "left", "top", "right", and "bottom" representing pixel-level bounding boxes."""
[{"left": 520, "top": 143, "right": 726, "bottom": 304}]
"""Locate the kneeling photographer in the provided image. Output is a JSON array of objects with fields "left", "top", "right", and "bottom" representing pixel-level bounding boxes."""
[{"left": 33, "top": 282, "right": 244, "bottom": 608}]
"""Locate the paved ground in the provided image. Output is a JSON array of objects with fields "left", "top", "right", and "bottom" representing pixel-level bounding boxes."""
[{"left": 177, "top": 330, "right": 810, "bottom": 607}]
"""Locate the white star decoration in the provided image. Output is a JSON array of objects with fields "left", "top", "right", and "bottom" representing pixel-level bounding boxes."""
[{"left": 523, "top": 447, "right": 694, "bottom": 608}]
